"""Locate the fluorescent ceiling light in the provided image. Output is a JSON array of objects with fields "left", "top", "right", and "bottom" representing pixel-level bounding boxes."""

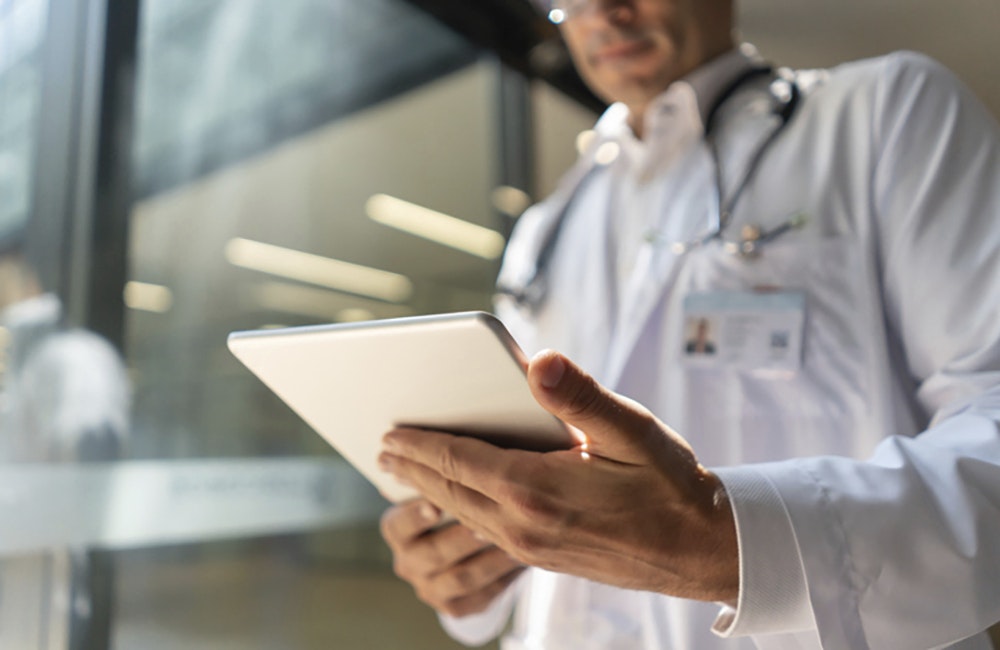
[
  {"left": 594, "top": 141, "right": 620, "bottom": 165},
  {"left": 365, "top": 194, "right": 506, "bottom": 260},
  {"left": 124, "top": 281, "right": 173, "bottom": 313},
  {"left": 337, "top": 307, "right": 376, "bottom": 323},
  {"left": 491, "top": 186, "right": 532, "bottom": 217},
  {"left": 576, "top": 129, "right": 596, "bottom": 155},
  {"left": 225, "top": 238, "right": 413, "bottom": 303}
]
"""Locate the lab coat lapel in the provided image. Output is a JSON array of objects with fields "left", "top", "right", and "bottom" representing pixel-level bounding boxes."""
[
  {"left": 602, "top": 234, "right": 676, "bottom": 389},
  {"left": 542, "top": 163, "right": 618, "bottom": 380}
]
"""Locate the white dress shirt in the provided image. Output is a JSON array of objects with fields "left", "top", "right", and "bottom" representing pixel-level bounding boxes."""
[{"left": 444, "top": 46, "right": 1000, "bottom": 649}]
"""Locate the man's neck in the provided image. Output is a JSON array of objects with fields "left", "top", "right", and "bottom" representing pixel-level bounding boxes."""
[{"left": 626, "top": 102, "right": 652, "bottom": 140}]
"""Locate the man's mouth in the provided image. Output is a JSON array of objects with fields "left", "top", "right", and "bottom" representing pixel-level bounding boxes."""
[{"left": 591, "top": 38, "right": 653, "bottom": 64}]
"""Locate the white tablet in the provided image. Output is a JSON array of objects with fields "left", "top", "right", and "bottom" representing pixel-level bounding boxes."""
[{"left": 227, "top": 312, "right": 573, "bottom": 503}]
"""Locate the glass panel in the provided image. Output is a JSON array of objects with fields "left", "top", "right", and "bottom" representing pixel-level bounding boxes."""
[
  {"left": 121, "top": 0, "right": 505, "bottom": 646},
  {"left": 532, "top": 78, "right": 600, "bottom": 199},
  {"left": 0, "top": 0, "right": 52, "bottom": 457},
  {"left": 0, "top": 0, "right": 46, "bottom": 243},
  {"left": 2, "top": 3, "right": 130, "bottom": 648}
]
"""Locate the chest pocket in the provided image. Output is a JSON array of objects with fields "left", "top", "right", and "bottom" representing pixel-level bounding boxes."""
[
  {"left": 676, "top": 233, "right": 882, "bottom": 462},
  {"left": 683, "top": 234, "right": 867, "bottom": 362}
]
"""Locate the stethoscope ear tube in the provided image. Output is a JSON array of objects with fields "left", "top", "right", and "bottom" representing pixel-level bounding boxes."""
[{"left": 494, "top": 163, "right": 603, "bottom": 311}]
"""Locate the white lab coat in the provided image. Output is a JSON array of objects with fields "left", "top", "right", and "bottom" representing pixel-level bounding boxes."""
[{"left": 443, "top": 50, "right": 1000, "bottom": 649}]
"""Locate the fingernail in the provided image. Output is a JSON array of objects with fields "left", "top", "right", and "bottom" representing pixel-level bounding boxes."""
[
  {"left": 378, "top": 453, "right": 395, "bottom": 473},
  {"left": 539, "top": 354, "right": 565, "bottom": 389}
]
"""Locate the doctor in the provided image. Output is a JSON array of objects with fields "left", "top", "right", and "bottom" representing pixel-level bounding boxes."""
[{"left": 379, "top": 0, "right": 1000, "bottom": 647}]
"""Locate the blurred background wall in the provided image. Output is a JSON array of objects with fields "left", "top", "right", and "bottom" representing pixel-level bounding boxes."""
[{"left": 0, "top": 0, "right": 996, "bottom": 648}]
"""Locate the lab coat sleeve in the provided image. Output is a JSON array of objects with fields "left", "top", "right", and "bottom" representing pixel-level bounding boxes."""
[{"left": 713, "top": 52, "right": 1000, "bottom": 649}]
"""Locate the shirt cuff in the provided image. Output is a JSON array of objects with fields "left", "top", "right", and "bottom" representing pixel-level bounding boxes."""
[
  {"left": 438, "top": 573, "right": 522, "bottom": 647},
  {"left": 711, "top": 465, "right": 814, "bottom": 638}
]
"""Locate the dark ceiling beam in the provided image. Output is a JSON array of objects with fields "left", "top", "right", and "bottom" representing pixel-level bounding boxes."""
[{"left": 402, "top": 0, "right": 605, "bottom": 113}]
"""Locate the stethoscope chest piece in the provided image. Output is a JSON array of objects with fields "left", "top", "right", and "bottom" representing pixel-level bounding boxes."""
[
  {"left": 725, "top": 224, "right": 765, "bottom": 258},
  {"left": 723, "top": 213, "right": 809, "bottom": 259}
]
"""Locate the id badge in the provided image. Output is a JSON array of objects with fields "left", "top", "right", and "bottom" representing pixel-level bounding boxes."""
[{"left": 681, "top": 290, "right": 805, "bottom": 374}]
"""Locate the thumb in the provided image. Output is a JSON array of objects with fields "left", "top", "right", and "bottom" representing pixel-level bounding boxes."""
[{"left": 527, "top": 349, "right": 663, "bottom": 464}]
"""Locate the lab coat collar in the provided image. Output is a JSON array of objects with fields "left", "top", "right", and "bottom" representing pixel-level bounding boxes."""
[{"left": 687, "top": 44, "right": 767, "bottom": 128}]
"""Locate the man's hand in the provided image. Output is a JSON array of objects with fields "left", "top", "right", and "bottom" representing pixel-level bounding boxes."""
[
  {"left": 378, "top": 350, "right": 739, "bottom": 602},
  {"left": 380, "top": 498, "right": 525, "bottom": 617}
]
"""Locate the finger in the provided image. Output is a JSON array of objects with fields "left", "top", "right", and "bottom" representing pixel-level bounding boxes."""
[
  {"left": 399, "top": 523, "right": 494, "bottom": 577},
  {"left": 381, "top": 429, "right": 529, "bottom": 505},
  {"left": 526, "top": 349, "right": 666, "bottom": 464},
  {"left": 379, "top": 447, "right": 500, "bottom": 525},
  {"left": 380, "top": 499, "right": 442, "bottom": 547},
  {"left": 425, "top": 546, "right": 524, "bottom": 607},
  {"left": 438, "top": 566, "right": 525, "bottom": 619}
]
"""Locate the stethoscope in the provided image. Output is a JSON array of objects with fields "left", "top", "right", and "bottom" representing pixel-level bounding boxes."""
[{"left": 496, "top": 65, "right": 802, "bottom": 312}]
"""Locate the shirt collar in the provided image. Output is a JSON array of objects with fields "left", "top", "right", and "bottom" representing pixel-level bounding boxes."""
[{"left": 591, "top": 44, "right": 765, "bottom": 148}]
